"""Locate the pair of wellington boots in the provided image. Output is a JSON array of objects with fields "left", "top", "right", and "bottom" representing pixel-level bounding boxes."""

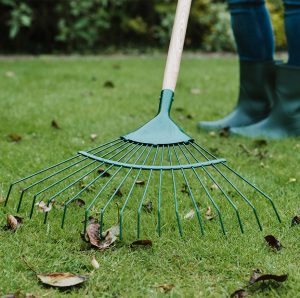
[{"left": 198, "top": 61, "right": 300, "bottom": 139}]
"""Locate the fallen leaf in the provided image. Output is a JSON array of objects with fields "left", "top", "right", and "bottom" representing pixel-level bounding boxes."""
[
  {"left": 91, "top": 256, "right": 100, "bottom": 269},
  {"left": 155, "top": 284, "right": 175, "bottom": 293},
  {"left": 291, "top": 215, "right": 300, "bottom": 226},
  {"left": 36, "top": 201, "right": 52, "bottom": 213},
  {"left": 264, "top": 235, "right": 282, "bottom": 251},
  {"left": 86, "top": 223, "right": 119, "bottom": 250},
  {"left": 142, "top": 201, "right": 153, "bottom": 213},
  {"left": 210, "top": 183, "right": 219, "bottom": 190},
  {"left": 205, "top": 206, "right": 214, "bottom": 220},
  {"left": 103, "top": 81, "right": 114, "bottom": 88},
  {"left": 5, "top": 71, "right": 16, "bottom": 78},
  {"left": 130, "top": 240, "right": 153, "bottom": 248},
  {"left": 249, "top": 272, "right": 288, "bottom": 285},
  {"left": 135, "top": 180, "right": 145, "bottom": 186},
  {"left": 190, "top": 88, "right": 201, "bottom": 95},
  {"left": 230, "top": 289, "right": 248, "bottom": 298},
  {"left": 90, "top": 133, "right": 97, "bottom": 141},
  {"left": 184, "top": 210, "right": 195, "bottom": 220},
  {"left": 37, "top": 272, "right": 88, "bottom": 287},
  {"left": 219, "top": 127, "right": 230, "bottom": 137},
  {"left": 97, "top": 168, "right": 111, "bottom": 177},
  {"left": 6, "top": 214, "right": 23, "bottom": 231},
  {"left": 8, "top": 133, "right": 22, "bottom": 142},
  {"left": 249, "top": 269, "right": 262, "bottom": 285},
  {"left": 288, "top": 177, "right": 296, "bottom": 183},
  {"left": 115, "top": 188, "right": 123, "bottom": 197},
  {"left": 73, "top": 199, "right": 85, "bottom": 207},
  {"left": 253, "top": 139, "right": 268, "bottom": 147},
  {"left": 51, "top": 120, "right": 60, "bottom": 129},
  {"left": 209, "top": 131, "right": 216, "bottom": 137}
]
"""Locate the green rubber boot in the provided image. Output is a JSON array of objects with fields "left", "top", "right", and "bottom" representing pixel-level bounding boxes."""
[
  {"left": 198, "top": 60, "right": 275, "bottom": 131},
  {"left": 230, "top": 64, "right": 300, "bottom": 138}
]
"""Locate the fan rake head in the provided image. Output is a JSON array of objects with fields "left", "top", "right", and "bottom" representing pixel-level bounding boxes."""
[{"left": 4, "top": 136, "right": 281, "bottom": 240}]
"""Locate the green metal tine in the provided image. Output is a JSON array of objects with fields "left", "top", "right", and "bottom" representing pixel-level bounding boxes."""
[
  {"left": 81, "top": 143, "right": 142, "bottom": 235},
  {"left": 167, "top": 145, "right": 183, "bottom": 237},
  {"left": 189, "top": 142, "right": 244, "bottom": 233},
  {"left": 5, "top": 139, "right": 120, "bottom": 207},
  {"left": 98, "top": 144, "right": 148, "bottom": 238},
  {"left": 193, "top": 141, "right": 281, "bottom": 223},
  {"left": 43, "top": 141, "right": 132, "bottom": 224},
  {"left": 178, "top": 143, "right": 226, "bottom": 235},
  {"left": 172, "top": 144, "right": 205, "bottom": 236},
  {"left": 119, "top": 145, "right": 152, "bottom": 240},
  {"left": 29, "top": 140, "right": 125, "bottom": 219},
  {"left": 188, "top": 141, "right": 262, "bottom": 231},
  {"left": 61, "top": 142, "right": 139, "bottom": 228},
  {"left": 137, "top": 146, "right": 159, "bottom": 239},
  {"left": 157, "top": 145, "right": 165, "bottom": 236}
]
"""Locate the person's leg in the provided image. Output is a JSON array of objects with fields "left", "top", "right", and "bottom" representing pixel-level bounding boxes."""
[
  {"left": 230, "top": 0, "right": 300, "bottom": 138},
  {"left": 198, "top": 0, "right": 276, "bottom": 131}
]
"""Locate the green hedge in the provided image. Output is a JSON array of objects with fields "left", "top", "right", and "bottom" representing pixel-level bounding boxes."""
[{"left": 0, "top": 0, "right": 285, "bottom": 54}]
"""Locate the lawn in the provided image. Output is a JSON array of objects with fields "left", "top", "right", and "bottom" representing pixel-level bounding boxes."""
[{"left": 0, "top": 55, "right": 299, "bottom": 297}]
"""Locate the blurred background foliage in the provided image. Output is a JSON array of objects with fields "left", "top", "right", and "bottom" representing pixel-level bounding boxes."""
[{"left": 0, "top": 0, "right": 286, "bottom": 54}]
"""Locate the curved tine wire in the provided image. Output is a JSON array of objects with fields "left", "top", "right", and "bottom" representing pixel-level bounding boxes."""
[
  {"left": 98, "top": 144, "right": 148, "bottom": 237},
  {"left": 5, "top": 138, "right": 121, "bottom": 207},
  {"left": 193, "top": 142, "right": 281, "bottom": 223},
  {"left": 61, "top": 142, "right": 139, "bottom": 228},
  {"left": 29, "top": 141, "right": 125, "bottom": 218},
  {"left": 119, "top": 145, "right": 152, "bottom": 240},
  {"left": 167, "top": 145, "right": 183, "bottom": 237},
  {"left": 221, "top": 163, "right": 281, "bottom": 223},
  {"left": 157, "top": 145, "right": 164, "bottom": 237},
  {"left": 43, "top": 141, "right": 131, "bottom": 224},
  {"left": 172, "top": 145, "right": 205, "bottom": 236},
  {"left": 188, "top": 142, "right": 244, "bottom": 233},
  {"left": 137, "top": 146, "right": 159, "bottom": 239},
  {"left": 15, "top": 140, "right": 124, "bottom": 213},
  {"left": 178, "top": 144, "right": 226, "bottom": 235}
]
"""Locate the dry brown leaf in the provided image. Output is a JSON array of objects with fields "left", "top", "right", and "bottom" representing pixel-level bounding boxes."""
[
  {"left": 184, "top": 210, "right": 195, "bottom": 220},
  {"left": 205, "top": 206, "right": 214, "bottom": 220},
  {"left": 135, "top": 180, "right": 145, "bottom": 186},
  {"left": 219, "top": 127, "right": 230, "bottom": 137},
  {"left": 230, "top": 289, "right": 248, "bottom": 298},
  {"left": 143, "top": 201, "right": 153, "bottom": 213},
  {"left": 249, "top": 269, "right": 262, "bottom": 285},
  {"left": 90, "top": 134, "right": 97, "bottom": 141},
  {"left": 73, "top": 199, "right": 85, "bottom": 207},
  {"left": 288, "top": 177, "right": 296, "bottom": 183},
  {"left": 130, "top": 240, "right": 153, "bottom": 248},
  {"left": 8, "top": 133, "right": 22, "bottom": 142},
  {"left": 264, "top": 235, "right": 282, "bottom": 251},
  {"left": 291, "top": 215, "right": 300, "bottom": 226},
  {"left": 6, "top": 214, "right": 23, "bottom": 231},
  {"left": 91, "top": 256, "right": 100, "bottom": 269},
  {"left": 51, "top": 120, "right": 60, "bottom": 129},
  {"left": 155, "top": 284, "right": 175, "bottom": 293},
  {"left": 115, "top": 188, "right": 123, "bottom": 197},
  {"left": 97, "top": 168, "right": 111, "bottom": 177},
  {"left": 36, "top": 201, "right": 52, "bottom": 213},
  {"left": 37, "top": 272, "right": 88, "bottom": 287},
  {"left": 86, "top": 223, "right": 119, "bottom": 250}
]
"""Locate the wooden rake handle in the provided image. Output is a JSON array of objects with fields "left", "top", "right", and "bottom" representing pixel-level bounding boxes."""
[{"left": 162, "top": 0, "right": 192, "bottom": 92}]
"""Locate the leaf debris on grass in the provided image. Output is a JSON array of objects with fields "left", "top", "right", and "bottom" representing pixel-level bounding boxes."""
[
  {"left": 73, "top": 198, "right": 85, "bottom": 207},
  {"left": 291, "top": 215, "right": 300, "bottom": 226},
  {"left": 91, "top": 256, "right": 100, "bottom": 269},
  {"left": 142, "top": 201, "right": 153, "bottom": 213},
  {"left": 190, "top": 88, "right": 201, "bottom": 95},
  {"left": 37, "top": 272, "right": 88, "bottom": 288},
  {"left": 155, "top": 284, "right": 175, "bottom": 293},
  {"left": 51, "top": 120, "right": 61, "bottom": 129},
  {"left": 264, "top": 235, "right": 282, "bottom": 251},
  {"left": 5, "top": 71, "right": 16, "bottom": 78},
  {"left": 8, "top": 133, "right": 22, "bottom": 143},
  {"left": 210, "top": 183, "right": 219, "bottom": 190},
  {"left": 135, "top": 180, "right": 145, "bottom": 186},
  {"left": 103, "top": 80, "right": 115, "bottom": 88},
  {"left": 205, "top": 206, "right": 214, "bottom": 220},
  {"left": 36, "top": 201, "right": 52, "bottom": 213},
  {"left": 5, "top": 214, "right": 23, "bottom": 231},
  {"left": 219, "top": 127, "right": 229, "bottom": 137},
  {"left": 288, "top": 177, "right": 296, "bottom": 183},
  {"left": 97, "top": 168, "right": 111, "bottom": 177},
  {"left": 230, "top": 289, "right": 248, "bottom": 297},
  {"left": 184, "top": 210, "right": 195, "bottom": 220},
  {"left": 90, "top": 133, "right": 97, "bottom": 141},
  {"left": 130, "top": 240, "right": 153, "bottom": 248},
  {"left": 86, "top": 223, "right": 119, "bottom": 250}
]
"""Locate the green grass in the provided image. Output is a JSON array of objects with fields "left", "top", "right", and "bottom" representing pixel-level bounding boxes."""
[{"left": 0, "top": 56, "right": 299, "bottom": 297}]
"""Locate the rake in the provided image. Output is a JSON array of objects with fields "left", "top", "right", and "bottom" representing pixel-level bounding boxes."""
[{"left": 4, "top": 0, "right": 281, "bottom": 239}]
